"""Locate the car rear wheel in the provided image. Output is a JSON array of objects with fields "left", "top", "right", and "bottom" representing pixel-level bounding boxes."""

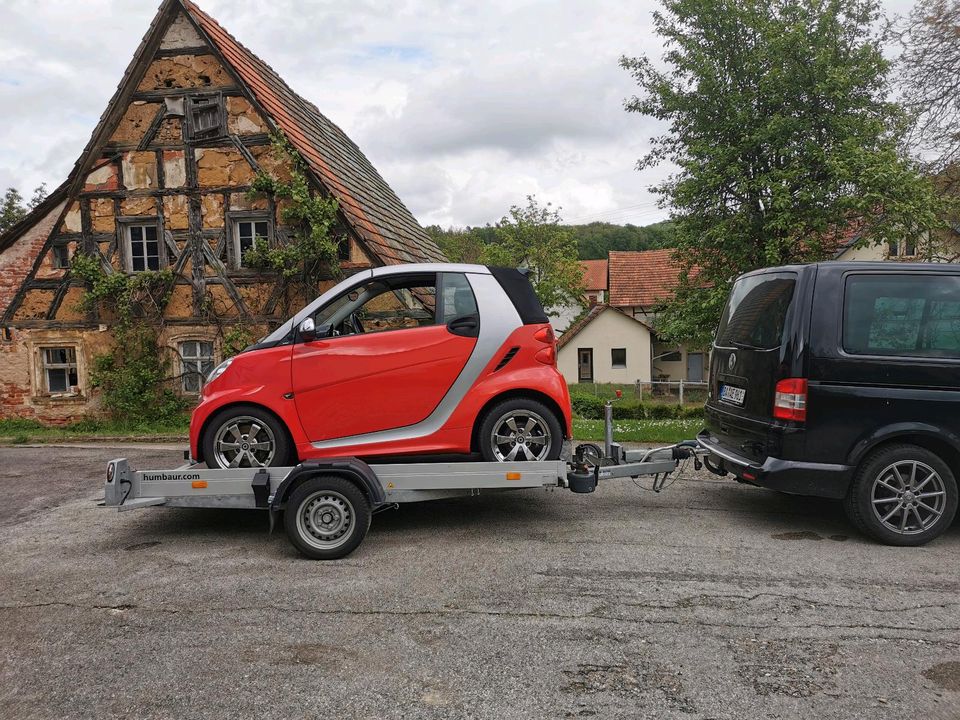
[
  {"left": 202, "top": 404, "right": 293, "bottom": 469},
  {"left": 478, "top": 398, "right": 563, "bottom": 462},
  {"left": 844, "top": 444, "right": 958, "bottom": 546}
]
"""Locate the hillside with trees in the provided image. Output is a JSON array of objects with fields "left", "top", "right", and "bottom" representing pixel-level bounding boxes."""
[{"left": 425, "top": 218, "right": 675, "bottom": 262}]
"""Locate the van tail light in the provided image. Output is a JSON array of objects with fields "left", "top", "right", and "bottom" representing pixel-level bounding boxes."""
[
  {"left": 535, "top": 346, "right": 556, "bottom": 366},
  {"left": 533, "top": 326, "right": 555, "bottom": 344},
  {"left": 773, "top": 378, "right": 807, "bottom": 421}
]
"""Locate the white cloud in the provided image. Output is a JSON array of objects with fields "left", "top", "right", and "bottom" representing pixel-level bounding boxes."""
[{"left": 0, "top": 0, "right": 913, "bottom": 227}]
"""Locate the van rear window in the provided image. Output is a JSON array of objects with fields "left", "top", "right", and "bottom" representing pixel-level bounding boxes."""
[
  {"left": 843, "top": 274, "right": 960, "bottom": 358},
  {"left": 716, "top": 272, "right": 797, "bottom": 350}
]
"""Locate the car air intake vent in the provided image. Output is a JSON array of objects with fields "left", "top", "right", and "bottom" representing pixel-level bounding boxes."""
[{"left": 494, "top": 346, "right": 520, "bottom": 372}]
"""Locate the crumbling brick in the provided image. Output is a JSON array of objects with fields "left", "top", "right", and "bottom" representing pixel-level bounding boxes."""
[
  {"left": 195, "top": 148, "right": 255, "bottom": 187},
  {"left": 122, "top": 151, "right": 158, "bottom": 190},
  {"left": 227, "top": 96, "right": 269, "bottom": 135},
  {"left": 163, "top": 195, "right": 190, "bottom": 230},
  {"left": 84, "top": 163, "right": 120, "bottom": 192},
  {"left": 163, "top": 150, "right": 187, "bottom": 188},
  {"left": 138, "top": 55, "right": 230, "bottom": 92},
  {"left": 201, "top": 194, "right": 225, "bottom": 228},
  {"left": 90, "top": 199, "right": 116, "bottom": 233},
  {"left": 110, "top": 102, "right": 162, "bottom": 144}
]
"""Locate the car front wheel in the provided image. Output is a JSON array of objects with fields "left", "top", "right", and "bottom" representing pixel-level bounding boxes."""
[
  {"left": 844, "top": 444, "right": 958, "bottom": 546},
  {"left": 478, "top": 398, "right": 563, "bottom": 463},
  {"left": 202, "top": 404, "right": 293, "bottom": 469}
]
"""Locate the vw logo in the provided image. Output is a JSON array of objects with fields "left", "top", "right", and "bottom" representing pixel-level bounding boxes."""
[{"left": 728, "top": 353, "right": 737, "bottom": 371}]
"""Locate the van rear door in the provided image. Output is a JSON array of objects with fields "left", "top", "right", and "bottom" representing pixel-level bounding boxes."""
[{"left": 706, "top": 270, "right": 801, "bottom": 462}]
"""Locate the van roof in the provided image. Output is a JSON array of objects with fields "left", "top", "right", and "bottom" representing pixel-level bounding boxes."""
[{"left": 737, "top": 260, "right": 957, "bottom": 281}]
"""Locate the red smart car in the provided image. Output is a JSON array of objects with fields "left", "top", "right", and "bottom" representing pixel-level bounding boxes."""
[{"left": 190, "top": 264, "right": 572, "bottom": 468}]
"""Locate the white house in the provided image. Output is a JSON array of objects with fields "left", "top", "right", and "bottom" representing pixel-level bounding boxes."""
[{"left": 557, "top": 304, "right": 652, "bottom": 384}]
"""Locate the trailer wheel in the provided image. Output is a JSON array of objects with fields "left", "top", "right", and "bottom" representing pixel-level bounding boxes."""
[{"left": 284, "top": 476, "right": 371, "bottom": 560}]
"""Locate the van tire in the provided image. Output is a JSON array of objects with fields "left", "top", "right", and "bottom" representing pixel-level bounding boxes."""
[{"left": 844, "top": 444, "right": 958, "bottom": 546}]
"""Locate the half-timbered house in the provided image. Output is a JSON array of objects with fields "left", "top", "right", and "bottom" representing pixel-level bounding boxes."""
[{"left": 0, "top": 0, "right": 444, "bottom": 423}]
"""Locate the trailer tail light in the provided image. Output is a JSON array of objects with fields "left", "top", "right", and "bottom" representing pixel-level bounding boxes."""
[{"left": 773, "top": 378, "right": 807, "bottom": 421}]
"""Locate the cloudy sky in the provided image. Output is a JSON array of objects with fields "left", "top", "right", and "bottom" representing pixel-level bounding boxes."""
[{"left": 0, "top": 0, "right": 915, "bottom": 228}]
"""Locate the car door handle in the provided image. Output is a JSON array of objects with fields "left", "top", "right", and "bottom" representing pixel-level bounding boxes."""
[{"left": 447, "top": 315, "right": 479, "bottom": 337}]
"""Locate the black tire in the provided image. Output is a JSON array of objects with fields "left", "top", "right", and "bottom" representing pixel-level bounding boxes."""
[
  {"left": 201, "top": 404, "right": 293, "bottom": 469},
  {"left": 283, "top": 476, "right": 371, "bottom": 560},
  {"left": 843, "top": 443, "right": 958, "bottom": 546},
  {"left": 477, "top": 397, "right": 563, "bottom": 463}
]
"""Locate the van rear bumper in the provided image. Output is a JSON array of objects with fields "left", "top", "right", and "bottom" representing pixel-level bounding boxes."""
[{"left": 697, "top": 431, "right": 852, "bottom": 499}]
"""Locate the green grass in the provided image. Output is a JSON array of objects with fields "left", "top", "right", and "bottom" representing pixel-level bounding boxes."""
[
  {"left": 0, "top": 415, "right": 190, "bottom": 443},
  {"left": 573, "top": 417, "right": 704, "bottom": 443}
]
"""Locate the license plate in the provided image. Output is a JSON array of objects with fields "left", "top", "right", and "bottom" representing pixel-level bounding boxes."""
[{"left": 720, "top": 384, "right": 746, "bottom": 406}]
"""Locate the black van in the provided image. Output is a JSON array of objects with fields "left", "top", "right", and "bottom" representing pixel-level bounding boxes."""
[{"left": 699, "top": 261, "right": 960, "bottom": 545}]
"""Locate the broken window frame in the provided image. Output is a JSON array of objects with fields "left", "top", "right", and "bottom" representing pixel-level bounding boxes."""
[
  {"left": 186, "top": 92, "right": 226, "bottom": 141},
  {"left": 40, "top": 346, "right": 80, "bottom": 396}
]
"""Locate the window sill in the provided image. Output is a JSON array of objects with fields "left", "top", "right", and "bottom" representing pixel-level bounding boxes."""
[{"left": 32, "top": 394, "right": 87, "bottom": 405}]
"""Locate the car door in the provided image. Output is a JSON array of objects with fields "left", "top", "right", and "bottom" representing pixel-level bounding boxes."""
[{"left": 291, "top": 272, "right": 479, "bottom": 441}]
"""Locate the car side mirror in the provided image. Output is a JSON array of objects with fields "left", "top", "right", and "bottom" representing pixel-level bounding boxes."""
[{"left": 299, "top": 317, "right": 317, "bottom": 342}]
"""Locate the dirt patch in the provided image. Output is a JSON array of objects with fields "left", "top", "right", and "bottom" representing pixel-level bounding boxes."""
[
  {"left": 771, "top": 530, "right": 822, "bottom": 541},
  {"left": 923, "top": 662, "right": 960, "bottom": 691}
]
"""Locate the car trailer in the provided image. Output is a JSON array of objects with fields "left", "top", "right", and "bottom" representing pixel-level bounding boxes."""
[{"left": 100, "top": 401, "right": 705, "bottom": 560}]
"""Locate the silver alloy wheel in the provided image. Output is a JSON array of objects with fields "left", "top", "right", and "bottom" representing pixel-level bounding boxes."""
[
  {"left": 296, "top": 491, "right": 354, "bottom": 550},
  {"left": 871, "top": 459, "right": 947, "bottom": 535},
  {"left": 490, "top": 409, "right": 552, "bottom": 462},
  {"left": 212, "top": 415, "right": 277, "bottom": 468}
]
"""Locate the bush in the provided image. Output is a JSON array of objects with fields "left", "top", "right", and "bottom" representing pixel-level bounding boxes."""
[{"left": 569, "top": 393, "right": 606, "bottom": 420}]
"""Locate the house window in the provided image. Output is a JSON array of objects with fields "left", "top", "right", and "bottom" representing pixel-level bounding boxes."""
[
  {"left": 187, "top": 94, "right": 225, "bottom": 140},
  {"left": 890, "top": 239, "right": 919, "bottom": 258},
  {"left": 41, "top": 347, "right": 79, "bottom": 394},
  {"left": 660, "top": 351, "right": 682, "bottom": 363},
  {"left": 611, "top": 348, "right": 627, "bottom": 368},
  {"left": 125, "top": 223, "right": 161, "bottom": 272},
  {"left": 180, "top": 340, "right": 215, "bottom": 393},
  {"left": 52, "top": 244, "right": 70, "bottom": 269},
  {"left": 232, "top": 217, "right": 272, "bottom": 268}
]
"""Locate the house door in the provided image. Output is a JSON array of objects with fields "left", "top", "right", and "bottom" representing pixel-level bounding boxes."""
[
  {"left": 686, "top": 352, "right": 705, "bottom": 383},
  {"left": 578, "top": 348, "right": 594, "bottom": 383}
]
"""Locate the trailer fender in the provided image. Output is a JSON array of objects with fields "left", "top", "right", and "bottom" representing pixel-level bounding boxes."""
[{"left": 269, "top": 458, "right": 386, "bottom": 510}]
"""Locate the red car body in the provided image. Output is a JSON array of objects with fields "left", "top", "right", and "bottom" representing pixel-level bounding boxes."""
[{"left": 190, "top": 265, "right": 571, "bottom": 465}]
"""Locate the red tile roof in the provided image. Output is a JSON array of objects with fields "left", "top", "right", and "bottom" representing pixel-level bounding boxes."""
[
  {"left": 182, "top": 1, "right": 444, "bottom": 266},
  {"left": 607, "top": 249, "right": 694, "bottom": 308},
  {"left": 580, "top": 259, "right": 608, "bottom": 291},
  {"left": 557, "top": 304, "right": 651, "bottom": 349}
]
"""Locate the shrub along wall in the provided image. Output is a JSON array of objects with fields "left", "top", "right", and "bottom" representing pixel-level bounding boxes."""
[{"left": 569, "top": 392, "right": 704, "bottom": 420}]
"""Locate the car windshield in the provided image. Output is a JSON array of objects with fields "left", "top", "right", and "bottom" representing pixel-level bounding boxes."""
[{"left": 716, "top": 272, "right": 797, "bottom": 350}]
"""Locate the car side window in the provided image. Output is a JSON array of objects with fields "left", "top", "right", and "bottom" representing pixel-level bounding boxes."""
[
  {"left": 313, "top": 274, "right": 438, "bottom": 337},
  {"left": 843, "top": 274, "right": 960, "bottom": 358},
  {"left": 440, "top": 273, "right": 478, "bottom": 322}
]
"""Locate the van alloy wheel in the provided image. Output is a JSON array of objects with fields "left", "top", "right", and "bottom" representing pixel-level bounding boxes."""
[
  {"left": 490, "top": 410, "right": 552, "bottom": 462},
  {"left": 212, "top": 415, "right": 277, "bottom": 468},
  {"left": 871, "top": 460, "right": 947, "bottom": 535}
]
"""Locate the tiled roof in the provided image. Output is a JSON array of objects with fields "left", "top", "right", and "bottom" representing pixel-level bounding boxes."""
[
  {"left": 557, "top": 304, "right": 650, "bottom": 349},
  {"left": 182, "top": 1, "right": 444, "bottom": 266},
  {"left": 608, "top": 249, "right": 694, "bottom": 308},
  {"left": 580, "top": 259, "right": 608, "bottom": 291}
]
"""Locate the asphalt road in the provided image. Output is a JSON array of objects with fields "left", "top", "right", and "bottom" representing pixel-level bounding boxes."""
[{"left": 0, "top": 443, "right": 958, "bottom": 720}]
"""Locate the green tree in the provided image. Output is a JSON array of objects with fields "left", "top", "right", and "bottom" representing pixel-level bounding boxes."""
[
  {"left": 424, "top": 224, "right": 490, "bottom": 263},
  {"left": 622, "top": 0, "right": 946, "bottom": 345},
  {"left": 1, "top": 184, "right": 49, "bottom": 234},
  {"left": 481, "top": 196, "right": 584, "bottom": 312}
]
